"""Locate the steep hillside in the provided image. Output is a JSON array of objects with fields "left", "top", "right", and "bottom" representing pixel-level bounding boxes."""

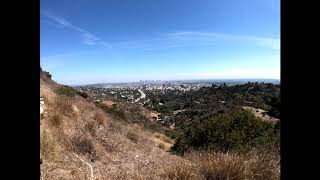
[{"left": 40, "top": 70, "right": 185, "bottom": 179}]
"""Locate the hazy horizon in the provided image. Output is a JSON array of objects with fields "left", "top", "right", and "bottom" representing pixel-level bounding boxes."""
[
  {"left": 40, "top": 0, "right": 280, "bottom": 85},
  {"left": 70, "top": 78, "right": 280, "bottom": 87}
]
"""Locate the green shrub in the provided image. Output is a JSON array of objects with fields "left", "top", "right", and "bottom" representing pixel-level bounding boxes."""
[
  {"left": 55, "top": 86, "right": 78, "bottom": 97},
  {"left": 95, "top": 102, "right": 126, "bottom": 120},
  {"left": 172, "top": 110, "right": 280, "bottom": 154},
  {"left": 78, "top": 91, "right": 88, "bottom": 98},
  {"left": 95, "top": 102, "right": 108, "bottom": 110}
]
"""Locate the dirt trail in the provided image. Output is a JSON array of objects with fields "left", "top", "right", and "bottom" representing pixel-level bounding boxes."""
[{"left": 243, "top": 106, "right": 279, "bottom": 123}]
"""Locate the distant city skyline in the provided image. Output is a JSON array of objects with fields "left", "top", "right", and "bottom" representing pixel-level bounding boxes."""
[
  {"left": 40, "top": 0, "right": 280, "bottom": 85},
  {"left": 74, "top": 78, "right": 280, "bottom": 87}
]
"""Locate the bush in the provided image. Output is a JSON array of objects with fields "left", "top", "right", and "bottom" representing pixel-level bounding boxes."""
[
  {"left": 85, "top": 121, "right": 96, "bottom": 136},
  {"left": 172, "top": 110, "right": 280, "bottom": 154},
  {"left": 95, "top": 102, "right": 126, "bottom": 120},
  {"left": 93, "top": 112, "right": 106, "bottom": 126},
  {"left": 141, "top": 120, "right": 164, "bottom": 133},
  {"left": 78, "top": 91, "right": 88, "bottom": 99},
  {"left": 126, "top": 131, "right": 138, "bottom": 143},
  {"left": 158, "top": 143, "right": 166, "bottom": 150},
  {"left": 160, "top": 135, "right": 173, "bottom": 144},
  {"left": 49, "top": 114, "right": 62, "bottom": 128},
  {"left": 55, "top": 86, "right": 78, "bottom": 97},
  {"left": 155, "top": 134, "right": 161, "bottom": 139},
  {"left": 71, "top": 135, "right": 95, "bottom": 156},
  {"left": 155, "top": 134, "right": 173, "bottom": 144}
]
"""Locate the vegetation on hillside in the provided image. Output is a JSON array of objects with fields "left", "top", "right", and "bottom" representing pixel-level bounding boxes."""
[
  {"left": 172, "top": 110, "right": 280, "bottom": 154},
  {"left": 41, "top": 71, "right": 280, "bottom": 179},
  {"left": 55, "top": 86, "right": 79, "bottom": 97},
  {"left": 144, "top": 82, "right": 280, "bottom": 129},
  {"left": 55, "top": 86, "right": 89, "bottom": 99},
  {"left": 161, "top": 149, "right": 280, "bottom": 180}
]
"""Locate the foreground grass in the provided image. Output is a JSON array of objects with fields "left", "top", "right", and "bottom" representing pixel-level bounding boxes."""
[
  {"left": 40, "top": 129, "right": 58, "bottom": 162},
  {"left": 161, "top": 148, "right": 280, "bottom": 180}
]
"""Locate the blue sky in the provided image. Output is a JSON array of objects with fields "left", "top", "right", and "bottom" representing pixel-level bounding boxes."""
[{"left": 40, "top": 0, "right": 280, "bottom": 85}]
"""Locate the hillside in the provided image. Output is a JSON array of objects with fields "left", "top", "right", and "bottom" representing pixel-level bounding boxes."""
[
  {"left": 142, "top": 83, "right": 280, "bottom": 129},
  {"left": 40, "top": 70, "right": 185, "bottom": 179},
  {"left": 40, "top": 69, "right": 280, "bottom": 180}
]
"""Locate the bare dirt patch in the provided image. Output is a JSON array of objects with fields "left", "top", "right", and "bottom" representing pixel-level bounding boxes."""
[
  {"left": 243, "top": 106, "right": 279, "bottom": 123},
  {"left": 102, "top": 100, "right": 116, "bottom": 107},
  {"left": 153, "top": 133, "right": 174, "bottom": 151}
]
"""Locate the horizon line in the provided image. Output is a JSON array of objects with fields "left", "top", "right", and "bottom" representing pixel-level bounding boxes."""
[{"left": 69, "top": 78, "right": 280, "bottom": 87}]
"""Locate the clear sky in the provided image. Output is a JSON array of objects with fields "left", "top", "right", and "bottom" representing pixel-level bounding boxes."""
[{"left": 40, "top": 0, "right": 280, "bottom": 85}]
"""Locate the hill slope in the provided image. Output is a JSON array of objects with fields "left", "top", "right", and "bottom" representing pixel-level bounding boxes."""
[
  {"left": 40, "top": 70, "right": 185, "bottom": 179},
  {"left": 40, "top": 69, "right": 280, "bottom": 180}
]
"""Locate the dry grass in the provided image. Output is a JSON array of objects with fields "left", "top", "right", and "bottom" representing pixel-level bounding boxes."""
[
  {"left": 154, "top": 133, "right": 174, "bottom": 143},
  {"left": 109, "top": 122, "right": 123, "bottom": 132},
  {"left": 97, "top": 134, "right": 121, "bottom": 152},
  {"left": 126, "top": 130, "right": 139, "bottom": 143},
  {"left": 160, "top": 135, "right": 173, "bottom": 144},
  {"left": 42, "top": 95, "right": 49, "bottom": 105},
  {"left": 160, "top": 160, "right": 200, "bottom": 180},
  {"left": 154, "top": 133, "right": 174, "bottom": 151},
  {"left": 191, "top": 152, "right": 246, "bottom": 180},
  {"left": 245, "top": 148, "right": 280, "bottom": 180},
  {"left": 40, "top": 130, "right": 58, "bottom": 162},
  {"left": 160, "top": 150, "right": 280, "bottom": 180},
  {"left": 158, "top": 143, "right": 166, "bottom": 150},
  {"left": 54, "top": 96, "right": 74, "bottom": 116},
  {"left": 93, "top": 111, "right": 106, "bottom": 127},
  {"left": 155, "top": 134, "right": 161, "bottom": 139},
  {"left": 85, "top": 121, "right": 96, "bottom": 136},
  {"left": 71, "top": 134, "right": 95, "bottom": 156},
  {"left": 48, "top": 114, "right": 63, "bottom": 128}
]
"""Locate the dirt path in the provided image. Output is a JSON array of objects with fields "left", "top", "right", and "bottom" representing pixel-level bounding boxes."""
[
  {"left": 243, "top": 106, "right": 279, "bottom": 123},
  {"left": 134, "top": 89, "right": 146, "bottom": 102}
]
